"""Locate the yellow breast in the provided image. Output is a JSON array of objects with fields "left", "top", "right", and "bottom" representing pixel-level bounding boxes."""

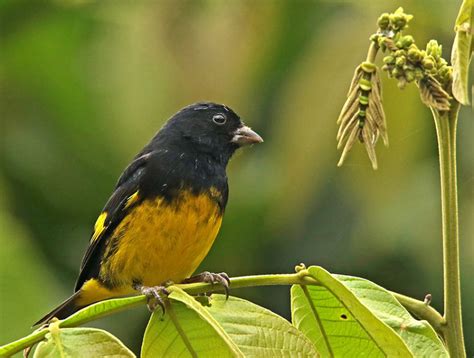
[{"left": 100, "top": 190, "right": 223, "bottom": 289}]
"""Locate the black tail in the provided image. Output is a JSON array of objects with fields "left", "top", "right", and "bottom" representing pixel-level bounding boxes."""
[{"left": 34, "top": 291, "right": 83, "bottom": 326}]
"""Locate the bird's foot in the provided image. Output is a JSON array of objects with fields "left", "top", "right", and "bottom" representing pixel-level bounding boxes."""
[
  {"left": 181, "top": 271, "right": 230, "bottom": 299},
  {"left": 133, "top": 284, "right": 170, "bottom": 314}
]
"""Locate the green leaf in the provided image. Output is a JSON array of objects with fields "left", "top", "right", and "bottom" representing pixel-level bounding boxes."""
[
  {"left": 335, "top": 275, "right": 448, "bottom": 357},
  {"left": 142, "top": 287, "right": 317, "bottom": 357},
  {"left": 33, "top": 327, "right": 135, "bottom": 358},
  {"left": 141, "top": 287, "right": 242, "bottom": 357},
  {"left": 205, "top": 294, "right": 318, "bottom": 357},
  {"left": 451, "top": 0, "right": 473, "bottom": 105},
  {"left": 59, "top": 295, "right": 145, "bottom": 328},
  {"left": 291, "top": 266, "right": 413, "bottom": 357}
]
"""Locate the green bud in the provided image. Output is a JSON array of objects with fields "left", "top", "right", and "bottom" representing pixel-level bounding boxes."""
[
  {"left": 396, "top": 56, "right": 406, "bottom": 67},
  {"left": 383, "top": 55, "right": 395, "bottom": 64},
  {"left": 439, "top": 66, "right": 453, "bottom": 82},
  {"left": 407, "top": 45, "right": 422, "bottom": 62},
  {"left": 394, "top": 50, "right": 405, "bottom": 57},
  {"left": 405, "top": 71, "right": 415, "bottom": 82},
  {"left": 389, "top": 13, "right": 398, "bottom": 24},
  {"left": 414, "top": 68, "right": 424, "bottom": 80},
  {"left": 400, "top": 35, "right": 414, "bottom": 48},
  {"left": 378, "top": 13, "right": 390, "bottom": 29},
  {"left": 358, "top": 109, "right": 366, "bottom": 118},
  {"left": 439, "top": 65, "right": 449, "bottom": 75},
  {"left": 438, "top": 57, "right": 448, "bottom": 68},
  {"left": 390, "top": 7, "right": 413, "bottom": 31},
  {"left": 395, "top": 18, "right": 407, "bottom": 30},
  {"left": 392, "top": 67, "right": 401, "bottom": 77},
  {"left": 422, "top": 57, "right": 435, "bottom": 70},
  {"left": 426, "top": 40, "right": 442, "bottom": 58},
  {"left": 377, "top": 37, "right": 387, "bottom": 50},
  {"left": 390, "top": 14, "right": 406, "bottom": 30}
]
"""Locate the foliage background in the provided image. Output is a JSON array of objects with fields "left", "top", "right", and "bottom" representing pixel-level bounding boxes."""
[{"left": 0, "top": 0, "right": 472, "bottom": 355}]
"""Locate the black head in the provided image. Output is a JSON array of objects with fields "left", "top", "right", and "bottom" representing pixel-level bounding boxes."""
[{"left": 156, "top": 102, "right": 263, "bottom": 164}]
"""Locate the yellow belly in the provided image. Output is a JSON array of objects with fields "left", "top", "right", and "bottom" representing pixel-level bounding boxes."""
[{"left": 100, "top": 190, "right": 223, "bottom": 289}]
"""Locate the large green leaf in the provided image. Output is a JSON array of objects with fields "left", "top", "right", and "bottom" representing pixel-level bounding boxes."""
[
  {"left": 59, "top": 295, "right": 145, "bottom": 328},
  {"left": 142, "top": 287, "right": 317, "bottom": 357},
  {"left": 291, "top": 266, "right": 413, "bottom": 357},
  {"left": 451, "top": 0, "right": 473, "bottom": 105},
  {"left": 335, "top": 275, "right": 448, "bottom": 357},
  {"left": 206, "top": 294, "right": 318, "bottom": 357},
  {"left": 33, "top": 327, "right": 135, "bottom": 357},
  {"left": 141, "top": 287, "right": 242, "bottom": 357}
]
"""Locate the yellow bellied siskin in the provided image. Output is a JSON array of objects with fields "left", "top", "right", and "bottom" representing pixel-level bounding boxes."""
[{"left": 35, "top": 103, "right": 263, "bottom": 325}]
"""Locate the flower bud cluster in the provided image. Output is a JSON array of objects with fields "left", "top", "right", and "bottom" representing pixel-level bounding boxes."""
[
  {"left": 376, "top": 7, "right": 413, "bottom": 32},
  {"left": 380, "top": 38, "right": 452, "bottom": 90},
  {"left": 369, "top": 8, "right": 452, "bottom": 111}
]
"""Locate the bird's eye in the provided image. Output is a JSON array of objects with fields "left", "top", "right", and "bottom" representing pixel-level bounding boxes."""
[{"left": 212, "top": 113, "right": 227, "bottom": 125}]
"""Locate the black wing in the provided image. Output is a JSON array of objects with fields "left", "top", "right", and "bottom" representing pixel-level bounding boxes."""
[{"left": 74, "top": 153, "right": 151, "bottom": 291}]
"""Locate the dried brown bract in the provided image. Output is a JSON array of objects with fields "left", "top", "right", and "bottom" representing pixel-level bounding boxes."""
[
  {"left": 337, "top": 62, "right": 387, "bottom": 170},
  {"left": 418, "top": 75, "right": 451, "bottom": 111}
]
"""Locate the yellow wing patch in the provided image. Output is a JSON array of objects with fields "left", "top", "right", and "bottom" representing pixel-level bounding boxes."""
[
  {"left": 91, "top": 212, "right": 107, "bottom": 243},
  {"left": 125, "top": 191, "right": 140, "bottom": 209},
  {"left": 90, "top": 192, "right": 138, "bottom": 243}
]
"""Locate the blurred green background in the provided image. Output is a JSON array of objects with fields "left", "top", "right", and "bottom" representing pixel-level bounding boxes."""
[{"left": 1, "top": 0, "right": 472, "bottom": 355}]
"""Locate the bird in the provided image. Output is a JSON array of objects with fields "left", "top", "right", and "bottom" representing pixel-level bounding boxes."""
[{"left": 35, "top": 102, "right": 263, "bottom": 325}]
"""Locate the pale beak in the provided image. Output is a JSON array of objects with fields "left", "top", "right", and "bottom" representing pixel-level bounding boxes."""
[{"left": 231, "top": 126, "right": 264, "bottom": 146}]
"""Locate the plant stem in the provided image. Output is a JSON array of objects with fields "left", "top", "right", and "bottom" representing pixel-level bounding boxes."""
[
  {"left": 390, "top": 292, "right": 446, "bottom": 334},
  {"left": 0, "top": 329, "right": 46, "bottom": 358},
  {"left": 366, "top": 42, "right": 379, "bottom": 63},
  {"left": 432, "top": 103, "right": 466, "bottom": 357},
  {"left": 176, "top": 272, "right": 318, "bottom": 295}
]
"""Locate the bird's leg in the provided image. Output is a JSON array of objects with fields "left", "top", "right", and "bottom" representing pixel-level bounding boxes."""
[
  {"left": 133, "top": 283, "right": 170, "bottom": 314},
  {"left": 181, "top": 271, "right": 230, "bottom": 299}
]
